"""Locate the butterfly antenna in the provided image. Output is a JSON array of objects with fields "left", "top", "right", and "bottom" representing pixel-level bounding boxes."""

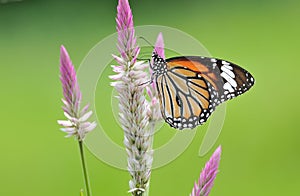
[
  {"left": 138, "top": 36, "right": 158, "bottom": 53},
  {"left": 137, "top": 36, "right": 160, "bottom": 69}
]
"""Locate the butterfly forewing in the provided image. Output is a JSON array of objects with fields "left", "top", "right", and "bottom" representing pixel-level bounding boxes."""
[{"left": 167, "top": 56, "right": 254, "bottom": 102}]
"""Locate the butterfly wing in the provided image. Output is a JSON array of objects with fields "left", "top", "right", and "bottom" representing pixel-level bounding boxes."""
[{"left": 155, "top": 56, "right": 254, "bottom": 129}]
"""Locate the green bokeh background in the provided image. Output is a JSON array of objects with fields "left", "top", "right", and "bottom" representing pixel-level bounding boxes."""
[{"left": 1, "top": 0, "right": 299, "bottom": 195}]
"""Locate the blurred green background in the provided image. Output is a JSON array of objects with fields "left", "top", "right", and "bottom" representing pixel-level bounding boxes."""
[{"left": 1, "top": 0, "right": 300, "bottom": 195}]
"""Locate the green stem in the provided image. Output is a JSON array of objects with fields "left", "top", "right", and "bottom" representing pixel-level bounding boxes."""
[{"left": 78, "top": 140, "right": 92, "bottom": 196}]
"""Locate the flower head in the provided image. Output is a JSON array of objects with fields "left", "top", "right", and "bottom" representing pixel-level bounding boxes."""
[
  {"left": 57, "top": 45, "right": 96, "bottom": 141},
  {"left": 110, "top": 0, "right": 153, "bottom": 195},
  {"left": 116, "top": 0, "right": 139, "bottom": 64},
  {"left": 190, "top": 146, "right": 222, "bottom": 196},
  {"left": 146, "top": 33, "right": 164, "bottom": 122},
  {"left": 154, "top": 32, "right": 165, "bottom": 58}
]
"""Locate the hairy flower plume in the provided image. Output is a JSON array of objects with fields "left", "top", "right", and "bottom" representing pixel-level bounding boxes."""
[
  {"left": 116, "top": 0, "right": 139, "bottom": 63},
  {"left": 147, "top": 33, "right": 164, "bottom": 122},
  {"left": 190, "top": 146, "right": 222, "bottom": 196},
  {"left": 154, "top": 32, "right": 165, "bottom": 58},
  {"left": 110, "top": 0, "right": 153, "bottom": 195},
  {"left": 57, "top": 45, "right": 96, "bottom": 141},
  {"left": 59, "top": 46, "right": 81, "bottom": 115}
]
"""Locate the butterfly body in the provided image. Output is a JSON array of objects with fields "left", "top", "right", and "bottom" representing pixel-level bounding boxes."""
[{"left": 151, "top": 52, "right": 254, "bottom": 130}]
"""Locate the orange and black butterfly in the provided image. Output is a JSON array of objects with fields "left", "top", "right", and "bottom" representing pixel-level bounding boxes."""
[{"left": 151, "top": 51, "right": 255, "bottom": 130}]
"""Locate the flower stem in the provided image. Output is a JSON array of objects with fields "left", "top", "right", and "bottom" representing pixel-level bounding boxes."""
[{"left": 78, "top": 140, "right": 92, "bottom": 196}]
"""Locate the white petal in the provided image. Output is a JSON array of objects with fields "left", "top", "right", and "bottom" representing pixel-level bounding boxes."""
[
  {"left": 60, "top": 127, "right": 76, "bottom": 133},
  {"left": 134, "top": 62, "right": 149, "bottom": 70},
  {"left": 84, "top": 122, "right": 97, "bottom": 132},
  {"left": 110, "top": 81, "right": 123, "bottom": 87},
  {"left": 77, "top": 129, "right": 85, "bottom": 140},
  {"left": 61, "top": 99, "right": 70, "bottom": 106},
  {"left": 63, "top": 112, "right": 74, "bottom": 120},
  {"left": 134, "top": 60, "right": 146, "bottom": 68},
  {"left": 79, "top": 111, "right": 92, "bottom": 122},
  {"left": 111, "top": 65, "right": 124, "bottom": 73},
  {"left": 130, "top": 70, "right": 148, "bottom": 79},
  {"left": 57, "top": 120, "right": 73, "bottom": 127},
  {"left": 112, "top": 54, "right": 125, "bottom": 65},
  {"left": 80, "top": 122, "right": 90, "bottom": 128},
  {"left": 134, "top": 78, "right": 148, "bottom": 86},
  {"left": 64, "top": 134, "right": 73, "bottom": 138},
  {"left": 80, "top": 104, "right": 90, "bottom": 116},
  {"left": 109, "top": 73, "right": 123, "bottom": 80}
]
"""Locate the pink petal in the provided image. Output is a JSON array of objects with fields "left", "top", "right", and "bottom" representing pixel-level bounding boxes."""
[{"left": 79, "top": 111, "right": 93, "bottom": 122}]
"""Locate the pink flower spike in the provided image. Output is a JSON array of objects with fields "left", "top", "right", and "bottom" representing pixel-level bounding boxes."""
[
  {"left": 154, "top": 32, "right": 165, "bottom": 58},
  {"left": 190, "top": 146, "right": 222, "bottom": 196},
  {"left": 116, "top": 0, "right": 139, "bottom": 63},
  {"left": 59, "top": 45, "right": 81, "bottom": 115},
  {"left": 145, "top": 33, "right": 164, "bottom": 122},
  {"left": 150, "top": 33, "right": 165, "bottom": 90},
  {"left": 111, "top": 0, "right": 153, "bottom": 195},
  {"left": 58, "top": 45, "right": 96, "bottom": 141}
]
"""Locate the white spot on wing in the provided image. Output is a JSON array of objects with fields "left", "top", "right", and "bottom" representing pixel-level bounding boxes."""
[
  {"left": 222, "top": 60, "right": 230, "bottom": 65},
  {"left": 221, "top": 66, "right": 235, "bottom": 78},
  {"left": 223, "top": 82, "right": 235, "bottom": 93},
  {"left": 221, "top": 72, "right": 237, "bottom": 88},
  {"left": 223, "top": 64, "right": 233, "bottom": 70},
  {"left": 212, "top": 63, "right": 217, "bottom": 69}
]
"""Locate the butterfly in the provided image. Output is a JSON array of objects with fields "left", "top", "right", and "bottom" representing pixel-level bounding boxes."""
[{"left": 150, "top": 51, "right": 255, "bottom": 130}]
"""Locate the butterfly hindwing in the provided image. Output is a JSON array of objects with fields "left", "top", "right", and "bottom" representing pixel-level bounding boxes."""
[{"left": 154, "top": 63, "right": 219, "bottom": 129}]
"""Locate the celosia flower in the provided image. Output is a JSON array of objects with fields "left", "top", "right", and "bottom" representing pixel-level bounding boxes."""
[
  {"left": 57, "top": 45, "right": 96, "bottom": 141},
  {"left": 153, "top": 32, "right": 165, "bottom": 59},
  {"left": 190, "top": 146, "right": 222, "bottom": 196},
  {"left": 146, "top": 32, "right": 164, "bottom": 123},
  {"left": 110, "top": 0, "right": 153, "bottom": 195}
]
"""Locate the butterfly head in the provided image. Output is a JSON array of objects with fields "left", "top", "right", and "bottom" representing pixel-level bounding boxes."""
[{"left": 151, "top": 51, "right": 167, "bottom": 75}]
